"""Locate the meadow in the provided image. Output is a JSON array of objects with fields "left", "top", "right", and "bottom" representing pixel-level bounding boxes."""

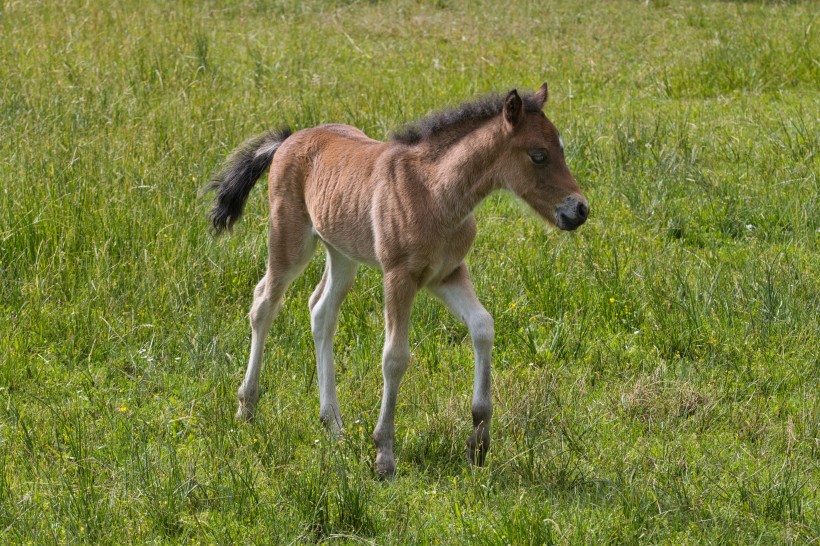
[{"left": 1, "top": 0, "right": 817, "bottom": 543}]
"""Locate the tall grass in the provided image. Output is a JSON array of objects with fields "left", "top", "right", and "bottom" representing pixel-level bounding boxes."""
[{"left": 1, "top": 0, "right": 818, "bottom": 543}]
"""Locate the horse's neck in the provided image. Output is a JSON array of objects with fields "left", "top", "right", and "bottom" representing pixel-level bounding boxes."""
[{"left": 427, "top": 120, "right": 506, "bottom": 226}]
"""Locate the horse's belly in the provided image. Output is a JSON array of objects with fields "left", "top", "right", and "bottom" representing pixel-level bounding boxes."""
[{"left": 310, "top": 208, "right": 379, "bottom": 267}]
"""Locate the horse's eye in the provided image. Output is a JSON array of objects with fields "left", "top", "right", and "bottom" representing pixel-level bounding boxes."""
[{"left": 529, "top": 150, "right": 547, "bottom": 165}]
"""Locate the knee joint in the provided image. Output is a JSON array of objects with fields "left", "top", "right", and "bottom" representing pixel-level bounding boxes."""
[
  {"left": 470, "top": 311, "right": 494, "bottom": 347},
  {"left": 249, "top": 301, "right": 270, "bottom": 327},
  {"left": 382, "top": 344, "right": 410, "bottom": 374}
]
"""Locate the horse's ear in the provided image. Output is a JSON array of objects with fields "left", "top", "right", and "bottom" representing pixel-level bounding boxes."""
[
  {"left": 533, "top": 82, "right": 548, "bottom": 110},
  {"left": 504, "top": 89, "right": 524, "bottom": 127}
]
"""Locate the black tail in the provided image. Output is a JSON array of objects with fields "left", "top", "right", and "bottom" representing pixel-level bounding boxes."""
[{"left": 205, "top": 127, "right": 293, "bottom": 235}]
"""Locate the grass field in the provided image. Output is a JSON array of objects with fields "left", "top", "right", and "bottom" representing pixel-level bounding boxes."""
[{"left": 1, "top": 0, "right": 818, "bottom": 543}]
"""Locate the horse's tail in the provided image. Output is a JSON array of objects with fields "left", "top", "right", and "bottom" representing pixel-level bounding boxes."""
[{"left": 205, "top": 127, "right": 293, "bottom": 235}]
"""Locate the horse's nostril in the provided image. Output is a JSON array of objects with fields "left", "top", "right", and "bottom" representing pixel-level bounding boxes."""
[
  {"left": 577, "top": 201, "right": 589, "bottom": 221},
  {"left": 559, "top": 212, "right": 569, "bottom": 226}
]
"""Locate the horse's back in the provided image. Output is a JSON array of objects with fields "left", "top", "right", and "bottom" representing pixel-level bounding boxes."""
[{"left": 313, "top": 123, "right": 378, "bottom": 144}]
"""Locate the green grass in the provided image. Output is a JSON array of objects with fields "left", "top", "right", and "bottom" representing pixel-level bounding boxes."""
[{"left": 1, "top": 0, "right": 817, "bottom": 543}]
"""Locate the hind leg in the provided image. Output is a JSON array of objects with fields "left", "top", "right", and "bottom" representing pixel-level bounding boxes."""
[
  {"left": 236, "top": 199, "right": 317, "bottom": 421},
  {"left": 309, "top": 245, "right": 359, "bottom": 435},
  {"left": 236, "top": 274, "right": 279, "bottom": 420}
]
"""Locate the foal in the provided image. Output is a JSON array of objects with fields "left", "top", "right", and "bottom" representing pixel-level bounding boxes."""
[{"left": 207, "top": 83, "right": 588, "bottom": 477}]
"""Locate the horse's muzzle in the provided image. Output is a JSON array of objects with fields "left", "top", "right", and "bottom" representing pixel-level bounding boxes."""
[{"left": 555, "top": 195, "right": 589, "bottom": 231}]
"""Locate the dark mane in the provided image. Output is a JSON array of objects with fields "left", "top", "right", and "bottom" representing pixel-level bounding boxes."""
[{"left": 391, "top": 90, "right": 542, "bottom": 145}]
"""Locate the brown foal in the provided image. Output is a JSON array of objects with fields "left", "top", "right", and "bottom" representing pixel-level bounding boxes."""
[{"left": 207, "top": 83, "right": 588, "bottom": 477}]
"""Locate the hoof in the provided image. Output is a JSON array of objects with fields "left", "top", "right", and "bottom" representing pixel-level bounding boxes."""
[
  {"left": 319, "top": 412, "right": 344, "bottom": 438},
  {"left": 235, "top": 401, "right": 256, "bottom": 423},
  {"left": 327, "top": 423, "right": 343, "bottom": 440},
  {"left": 375, "top": 452, "right": 396, "bottom": 480},
  {"left": 466, "top": 433, "right": 489, "bottom": 467}
]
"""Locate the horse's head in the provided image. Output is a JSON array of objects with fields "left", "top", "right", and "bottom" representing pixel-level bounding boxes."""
[{"left": 499, "top": 83, "right": 588, "bottom": 231}]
